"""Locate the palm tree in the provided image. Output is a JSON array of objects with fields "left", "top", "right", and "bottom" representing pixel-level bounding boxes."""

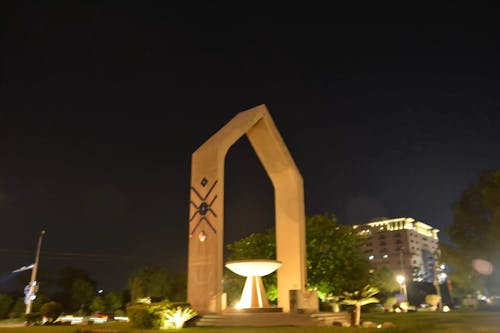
[{"left": 340, "top": 285, "right": 379, "bottom": 327}]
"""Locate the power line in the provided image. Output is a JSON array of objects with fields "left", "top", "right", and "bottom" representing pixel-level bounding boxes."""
[{"left": 0, "top": 248, "right": 158, "bottom": 263}]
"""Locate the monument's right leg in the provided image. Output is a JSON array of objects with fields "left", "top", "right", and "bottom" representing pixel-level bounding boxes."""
[{"left": 274, "top": 170, "right": 307, "bottom": 312}]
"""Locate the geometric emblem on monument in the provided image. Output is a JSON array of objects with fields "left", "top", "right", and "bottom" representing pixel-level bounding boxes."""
[{"left": 190, "top": 178, "right": 217, "bottom": 235}]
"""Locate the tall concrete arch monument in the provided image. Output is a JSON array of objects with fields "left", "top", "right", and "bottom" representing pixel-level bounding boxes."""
[{"left": 187, "top": 105, "right": 306, "bottom": 313}]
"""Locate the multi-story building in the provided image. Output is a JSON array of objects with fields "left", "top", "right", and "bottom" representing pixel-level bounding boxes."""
[{"left": 353, "top": 217, "right": 440, "bottom": 283}]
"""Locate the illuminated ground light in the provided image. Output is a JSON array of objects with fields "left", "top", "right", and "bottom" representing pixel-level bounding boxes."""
[
  {"left": 162, "top": 306, "right": 198, "bottom": 329},
  {"left": 225, "top": 259, "right": 281, "bottom": 309}
]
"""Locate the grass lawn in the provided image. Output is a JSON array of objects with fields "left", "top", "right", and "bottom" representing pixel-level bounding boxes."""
[
  {"left": 362, "top": 310, "right": 500, "bottom": 332},
  {"left": 1, "top": 311, "right": 499, "bottom": 332}
]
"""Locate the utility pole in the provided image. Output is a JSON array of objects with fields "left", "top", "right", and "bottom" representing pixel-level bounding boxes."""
[{"left": 25, "top": 230, "right": 46, "bottom": 315}]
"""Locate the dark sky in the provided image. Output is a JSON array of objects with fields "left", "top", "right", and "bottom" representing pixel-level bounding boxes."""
[{"left": 1, "top": 4, "right": 500, "bottom": 292}]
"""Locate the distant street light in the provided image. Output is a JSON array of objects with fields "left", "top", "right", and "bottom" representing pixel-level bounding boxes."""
[
  {"left": 396, "top": 274, "right": 408, "bottom": 301},
  {"left": 25, "top": 230, "right": 46, "bottom": 315},
  {"left": 397, "top": 250, "right": 408, "bottom": 302},
  {"left": 433, "top": 250, "right": 443, "bottom": 310}
]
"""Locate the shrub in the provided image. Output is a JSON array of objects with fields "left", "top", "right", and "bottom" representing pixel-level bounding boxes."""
[
  {"left": 161, "top": 306, "right": 198, "bottom": 329},
  {"left": 127, "top": 304, "right": 153, "bottom": 328},
  {"left": 40, "top": 301, "right": 63, "bottom": 323},
  {"left": 25, "top": 312, "right": 43, "bottom": 325},
  {"left": 364, "top": 303, "right": 385, "bottom": 313},
  {"left": 127, "top": 301, "right": 196, "bottom": 329}
]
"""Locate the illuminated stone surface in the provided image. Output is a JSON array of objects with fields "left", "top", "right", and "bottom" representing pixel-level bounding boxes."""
[{"left": 187, "top": 105, "right": 306, "bottom": 313}]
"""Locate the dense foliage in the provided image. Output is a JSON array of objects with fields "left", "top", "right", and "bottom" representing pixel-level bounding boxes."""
[
  {"left": 126, "top": 301, "right": 194, "bottom": 329},
  {"left": 128, "top": 267, "right": 186, "bottom": 303},
  {"left": 306, "top": 214, "right": 371, "bottom": 297},
  {"left": 225, "top": 228, "right": 277, "bottom": 304},
  {"left": 444, "top": 169, "right": 500, "bottom": 298},
  {"left": 54, "top": 267, "right": 96, "bottom": 312},
  {"left": 89, "top": 291, "right": 124, "bottom": 314},
  {"left": 369, "top": 266, "right": 399, "bottom": 295},
  {"left": 0, "top": 264, "right": 182, "bottom": 318},
  {"left": 71, "top": 279, "right": 95, "bottom": 312},
  {"left": 0, "top": 293, "right": 13, "bottom": 318},
  {"left": 40, "top": 301, "right": 63, "bottom": 322},
  {"left": 225, "top": 213, "right": 377, "bottom": 303}
]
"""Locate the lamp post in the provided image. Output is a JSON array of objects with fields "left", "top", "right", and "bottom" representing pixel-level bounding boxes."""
[
  {"left": 398, "top": 250, "right": 408, "bottom": 301},
  {"left": 25, "top": 230, "right": 46, "bottom": 315},
  {"left": 432, "top": 250, "right": 442, "bottom": 311},
  {"left": 396, "top": 274, "right": 407, "bottom": 301}
]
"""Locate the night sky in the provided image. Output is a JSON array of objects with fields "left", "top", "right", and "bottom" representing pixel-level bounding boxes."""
[{"left": 1, "top": 4, "right": 500, "bottom": 292}]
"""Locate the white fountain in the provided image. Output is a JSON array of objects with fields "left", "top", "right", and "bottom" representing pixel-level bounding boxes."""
[{"left": 225, "top": 259, "right": 282, "bottom": 310}]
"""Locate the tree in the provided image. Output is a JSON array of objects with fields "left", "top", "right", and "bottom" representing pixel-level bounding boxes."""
[
  {"left": 54, "top": 267, "right": 95, "bottom": 311},
  {"left": 226, "top": 227, "right": 276, "bottom": 260},
  {"left": 0, "top": 293, "right": 13, "bottom": 319},
  {"left": 306, "top": 214, "right": 371, "bottom": 298},
  {"left": 72, "top": 279, "right": 95, "bottom": 313},
  {"left": 445, "top": 170, "right": 500, "bottom": 297},
  {"left": 340, "top": 285, "right": 379, "bottom": 327},
  {"left": 448, "top": 170, "right": 500, "bottom": 253},
  {"left": 11, "top": 298, "right": 26, "bottom": 318},
  {"left": 168, "top": 272, "right": 187, "bottom": 302},
  {"left": 90, "top": 295, "right": 106, "bottom": 313},
  {"left": 225, "top": 228, "right": 276, "bottom": 305},
  {"left": 440, "top": 244, "right": 483, "bottom": 300},
  {"left": 90, "top": 291, "right": 124, "bottom": 314},
  {"left": 104, "top": 291, "right": 123, "bottom": 313},
  {"left": 128, "top": 267, "right": 173, "bottom": 302},
  {"left": 369, "top": 266, "right": 399, "bottom": 296},
  {"left": 224, "top": 213, "right": 371, "bottom": 303}
]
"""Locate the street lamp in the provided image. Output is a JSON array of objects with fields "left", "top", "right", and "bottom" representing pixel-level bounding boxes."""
[
  {"left": 432, "top": 251, "right": 443, "bottom": 311},
  {"left": 397, "top": 249, "right": 408, "bottom": 302},
  {"left": 25, "top": 230, "right": 46, "bottom": 315},
  {"left": 396, "top": 274, "right": 407, "bottom": 301}
]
